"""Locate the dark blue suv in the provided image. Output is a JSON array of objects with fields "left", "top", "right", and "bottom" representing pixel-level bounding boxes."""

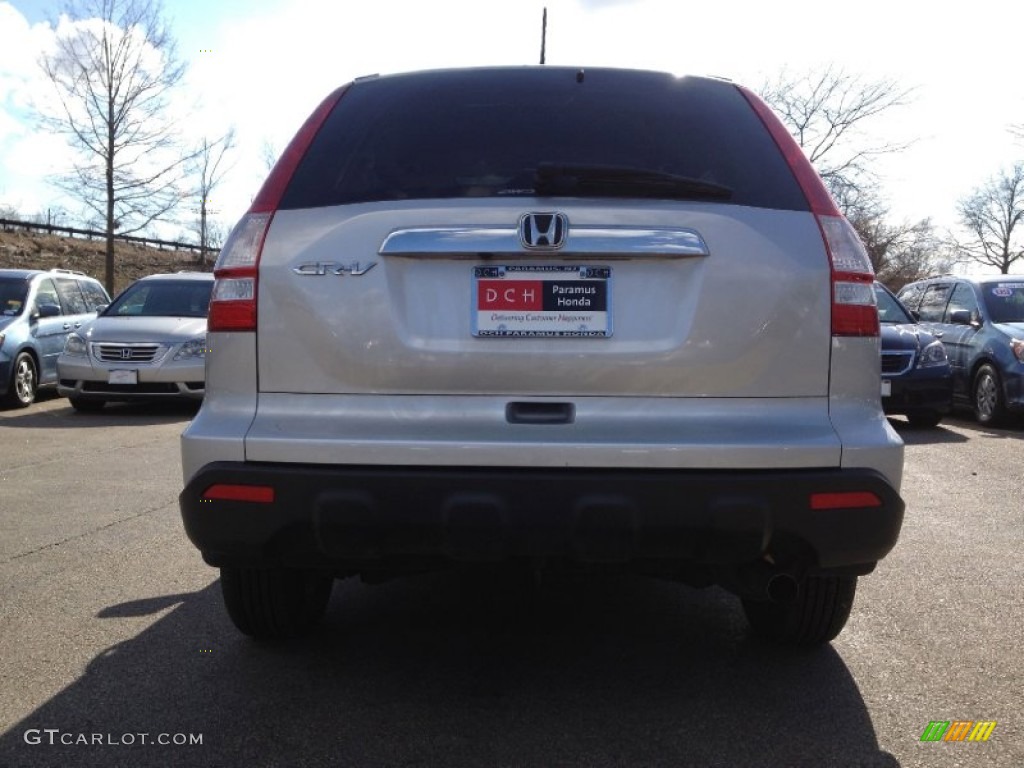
[
  {"left": 898, "top": 275, "right": 1024, "bottom": 425},
  {"left": 0, "top": 269, "right": 110, "bottom": 408}
]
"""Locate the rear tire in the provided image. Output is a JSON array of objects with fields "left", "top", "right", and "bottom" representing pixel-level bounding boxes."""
[
  {"left": 742, "top": 574, "right": 857, "bottom": 646},
  {"left": 906, "top": 410, "right": 942, "bottom": 429},
  {"left": 973, "top": 364, "right": 1006, "bottom": 426},
  {"left": 220, "top": 567, "right": 333, "bottom": 639},
  {"left": 69, "top": 397, "right": 105, "bottom": 412},
  {"left": 3, "top": 352, "right": 37, "bottom": 408}
]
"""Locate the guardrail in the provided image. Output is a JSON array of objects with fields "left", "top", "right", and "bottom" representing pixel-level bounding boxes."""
[{"left": 0, "top": 217, "right": 210, "bottom": 254}]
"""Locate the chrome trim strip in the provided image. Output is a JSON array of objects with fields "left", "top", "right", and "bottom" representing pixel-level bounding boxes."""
[{"left": 379, "top": 226, "right": 710, "bottom": 258}]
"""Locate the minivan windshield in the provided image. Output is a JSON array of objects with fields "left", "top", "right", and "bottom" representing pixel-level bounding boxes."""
[
  {"left": 982, "top": 282, "right": 1024, "bottom": 324},
  {"left": 104, "top": 280, "right": 212, "bottom": 318},
  {"left": 0, "top": 278, "right": 29, "bottom": 316}
]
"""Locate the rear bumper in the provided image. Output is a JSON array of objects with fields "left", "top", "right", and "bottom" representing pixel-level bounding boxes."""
[{"left": 180, "top": 462, "right": 904, "bottom": 572}]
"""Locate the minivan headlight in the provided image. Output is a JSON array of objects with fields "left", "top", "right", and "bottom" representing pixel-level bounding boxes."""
[
  {"left": 63, "top": 334, "right": 88, "bottom": 357},
  {"left": 173, "top": 337, "right": 207, "bottom": 361},
  {"left": 917, "top": 340, "right": 948, "bottom": 368}
]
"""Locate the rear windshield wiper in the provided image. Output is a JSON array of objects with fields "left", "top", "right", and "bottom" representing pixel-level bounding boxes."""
[{"left": 527, "top": 162, "right": 733, "bottom": 201}]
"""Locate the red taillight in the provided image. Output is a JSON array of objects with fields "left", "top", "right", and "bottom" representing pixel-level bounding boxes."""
[
  {"left": 208, "top": 214, "right": 270, "bottom": 332},
  {"left": 202, "top": 484, "right": 275, "bottom": 503},
  {"left": 820, "top": 216, "right": 879, "bottom": 337},
  {"left": 810, "top": 491, "right": 882, "bottom": 511},
  {"left": 209, "top": 86, "right": 349, "bottom": 333},
  {"left": 738, "top": 86, "right": 878, "bottom": 338}
]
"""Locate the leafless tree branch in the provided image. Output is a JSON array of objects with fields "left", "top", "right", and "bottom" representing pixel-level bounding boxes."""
[
  {"left": 759, "top": 66, "right": 914, "bottom": 204},
  {"left": 35, "top": 0, "right": 195, "bottom": 292},
  {"left": 953, "top": 164, "right": 1024, "bottom": 274}
]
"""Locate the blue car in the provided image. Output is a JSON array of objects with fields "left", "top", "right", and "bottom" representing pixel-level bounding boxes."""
[
  {"left": 875, "top": 282, "right": 953, "bottom": 428},
  {"left": 0, "top": 269, "right": 110, "bottom": 408},
  {"left": 898, "top": 275, "right": 1024, "bottom": 425}
]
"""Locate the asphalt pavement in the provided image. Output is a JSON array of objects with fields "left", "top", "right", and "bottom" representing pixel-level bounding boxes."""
[{"left": 0, "top": 396, "right": 1020, "bottom": 768}]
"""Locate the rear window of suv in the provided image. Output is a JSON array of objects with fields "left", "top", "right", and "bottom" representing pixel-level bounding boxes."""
[{"left": 279, "top": 68, "right": 809, "bottom": 212}]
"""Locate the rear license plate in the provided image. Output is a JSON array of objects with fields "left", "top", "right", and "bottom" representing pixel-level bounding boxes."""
[
  {"left": 881, "top": 379, "right": 892, "bottom": 397},
  {"left": 473, "top": 265, "right": 612, "bottom": 337},
  {"left": 109, "top": 370, "right": 138, "bottom": 385}
]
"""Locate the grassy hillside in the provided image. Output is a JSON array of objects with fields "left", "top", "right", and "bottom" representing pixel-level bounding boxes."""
[{"left": 0, "top": 228, "right": 213, "bottom": 296}]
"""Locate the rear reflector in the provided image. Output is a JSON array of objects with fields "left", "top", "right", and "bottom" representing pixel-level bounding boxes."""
[
  {"left": 202, "top": 484, "right": 275, "bottom": 503},
  {"left": 810, "top": 492, "right": 882, "bottom": 511}
]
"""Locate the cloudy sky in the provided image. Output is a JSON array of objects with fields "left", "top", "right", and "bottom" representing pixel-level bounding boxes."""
[{"left": 1, "top": 0, "right": 1023, "bottom": 242}]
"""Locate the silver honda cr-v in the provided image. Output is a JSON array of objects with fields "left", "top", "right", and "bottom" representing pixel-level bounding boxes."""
[{"left": 179, "top": 67, "right": 905, "bottom": 645}]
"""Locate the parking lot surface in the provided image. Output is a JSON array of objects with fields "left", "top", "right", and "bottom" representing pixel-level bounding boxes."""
[{"left": 0, "top": 397, "right": 1021, "bottom": 767}]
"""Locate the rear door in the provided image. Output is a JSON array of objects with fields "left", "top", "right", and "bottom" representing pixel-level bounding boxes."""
[{"left": 30, "top": 278, "right": 68, "bottom": 382}]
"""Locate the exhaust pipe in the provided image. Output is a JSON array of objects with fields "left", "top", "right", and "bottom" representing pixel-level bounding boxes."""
[{"left": 718, "top": 564, "right": 801, "bottom": 603}]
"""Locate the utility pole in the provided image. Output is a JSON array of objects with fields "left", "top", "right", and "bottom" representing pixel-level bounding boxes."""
[{"left": 540, "top": 7, "right": 547, "bottom": 65}]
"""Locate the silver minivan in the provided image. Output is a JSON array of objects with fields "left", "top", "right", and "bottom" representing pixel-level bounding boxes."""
[
  {"left": 180, "top": 67, "right": 905, "bottom": 645},
  {"left": 0, "top": 268, "right": 110, "bottom": 408}
]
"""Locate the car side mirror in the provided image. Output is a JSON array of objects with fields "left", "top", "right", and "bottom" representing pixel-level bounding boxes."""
[
  {"left": 949, "top": 309, "right": 972, "bottom": 326},
  {"left": 36, "top": 303, "right": 62, "bottom": 319},
  {"left": 95, "top": 304, "right": 109, "bottom": 314}
]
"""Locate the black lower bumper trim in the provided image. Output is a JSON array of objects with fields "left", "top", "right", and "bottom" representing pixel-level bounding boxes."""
[{"left": 180, "top": 463, "right": 904, "bottom": 571}]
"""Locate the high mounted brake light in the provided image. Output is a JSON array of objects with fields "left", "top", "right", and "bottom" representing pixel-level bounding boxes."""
[
  {"left": 208, "top": 86, "right": 349, "bottom": 333},
  {"left": 737, "top": 86, "right": 878, "bottom": 338}
]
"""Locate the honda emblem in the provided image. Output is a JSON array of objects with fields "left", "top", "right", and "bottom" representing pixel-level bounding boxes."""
[{"left": 519, "top": 213, "right": 567, "bottom": 249}]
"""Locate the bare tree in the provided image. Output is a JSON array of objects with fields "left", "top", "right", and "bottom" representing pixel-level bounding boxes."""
[
  {"left": 36, "top": 0, "right": 197, "bottom": 292},
  {"left": 190, "top": 129, "right": 236, "bottom": 265},
  {"left": 760, "top": 67, "right": 913, "bottom": 201},
  {"left": 954, "top": 164, "right": 1024, "bottom": 274},
  {"left": 837, "top": 184, "right": 950, "bottom": 289},
  {"left": 260, "top": 139, "right": 279, "bottom": 174}
]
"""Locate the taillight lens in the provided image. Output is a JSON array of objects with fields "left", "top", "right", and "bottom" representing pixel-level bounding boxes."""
[
  {"left": 737, "top": 85, "right": 878, "bottom": 338},
  {"left": 819, "top": 215, "right": 879, "bottom": 337},
  {"left": 208, "top": 213, "right": 271, "bottom": 332}
]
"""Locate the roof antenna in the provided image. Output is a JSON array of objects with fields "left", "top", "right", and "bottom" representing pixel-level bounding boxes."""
[{"left": 539, "top": 7, "right": 547, "bottom": 65}]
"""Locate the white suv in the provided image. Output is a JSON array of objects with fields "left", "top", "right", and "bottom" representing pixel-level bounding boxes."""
[{"left": 179, "top": 67, "right": 905, "bottom": 644}]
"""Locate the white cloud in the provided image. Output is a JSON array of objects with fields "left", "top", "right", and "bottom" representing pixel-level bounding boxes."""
[{"left": 3, "top": 0, "right": 1024, "bottom": 232}]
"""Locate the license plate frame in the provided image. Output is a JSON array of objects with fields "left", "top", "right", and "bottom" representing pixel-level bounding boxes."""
[
  {"left": 109, "top": 369, "right": 138, "bottom": 385},
  {"left": 472, "top": 265, "right": 612, "bottom": 338}
]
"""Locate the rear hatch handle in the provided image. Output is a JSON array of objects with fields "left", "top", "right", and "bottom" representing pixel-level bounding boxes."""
[{"left": 506, "top": 401, "right": 576, "bottom": 425}]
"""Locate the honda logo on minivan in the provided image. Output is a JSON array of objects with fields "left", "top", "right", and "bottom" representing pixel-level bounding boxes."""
[{"left": 519, "top": 213, "right": 567, "bottom": 249}]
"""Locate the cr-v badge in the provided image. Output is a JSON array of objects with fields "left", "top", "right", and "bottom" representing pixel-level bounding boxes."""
[{"left": 292, "top": 261, "right": 377, "bottom": 276}]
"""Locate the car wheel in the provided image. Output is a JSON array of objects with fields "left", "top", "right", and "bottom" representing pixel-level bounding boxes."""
[
  {"left": 69, "top": 397, "right": 106, "bottom": 412},
  {"left": 741, "top": 574, "right": 857, "bottom": 646},
  {"left": 3, "top": 352, "right": 37, "bottom": 408},
  {"left": 906, "top": 410, "right": 942, "bottom": 429},
  {"left": 220, "top": 567, "right": 333, "bottom": 639},
  {"left": 973, "top": 364, "right": 1006, "bottom": 426}
]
